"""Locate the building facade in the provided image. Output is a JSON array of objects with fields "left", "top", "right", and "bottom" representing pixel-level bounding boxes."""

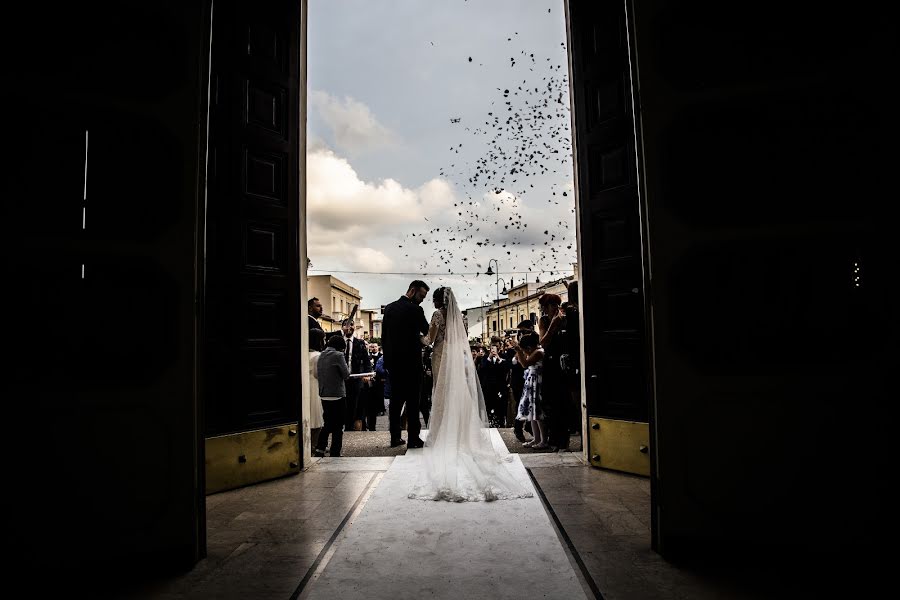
[
  {"left": 307, "top": 275, "right": 363, "bottom": 333},
  {"left": 464, "top": 274, "right": 574, "bottom": 345},
  {"left": 358, "top": 308, "right": 381, "bottom": 340}
]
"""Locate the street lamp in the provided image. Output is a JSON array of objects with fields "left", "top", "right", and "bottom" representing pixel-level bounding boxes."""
[
  {"left": 485, "top": 259, "right": 506, "bottom": 339},
  {"left": 481, "top": 298, "right": 489, "bottom": 343},
  {"left": 524, "top": 271, "right": 530, "bottom": 328}
]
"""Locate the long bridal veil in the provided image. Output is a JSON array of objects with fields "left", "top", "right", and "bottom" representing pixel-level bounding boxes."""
[{"left": 408, "top": 288, "right": 532, "bottom": 501}]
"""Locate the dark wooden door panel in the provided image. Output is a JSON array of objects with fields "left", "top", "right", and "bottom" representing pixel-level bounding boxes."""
[
  {"left": 628, "top": 0, "right": 896, "bottom": 563},
  {"left": 2, "top": 0, "right": 208, "bottom": 575},
  {"left": 205, "top": 0, "right": 301, "bottom": 436},
  {"left": 568, "top": 0, "right": 650, "bottom": 423}
]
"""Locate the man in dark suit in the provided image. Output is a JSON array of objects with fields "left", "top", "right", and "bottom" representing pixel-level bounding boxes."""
[
  {"left": 480, "top": 343, "right": 510, "bottom": 427},
  {"left": 365, "top": 343, "right": 384, "bottom": 429},
  {"left": 381, "top": 280, "right": 430, "bottom": 448},
  {"left": 308, "top": 297, "right": 324, "bottom": 332},
  {"left": 335, "top": 318, "right": 372, "bottom": 431}
]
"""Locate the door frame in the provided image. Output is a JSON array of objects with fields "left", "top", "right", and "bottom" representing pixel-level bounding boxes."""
[
  {"left": 622, "top": 0, "right": 660, "bottom": 552},
  {"left": 564, "top": 0, "right": 659, "bottom": 547}
]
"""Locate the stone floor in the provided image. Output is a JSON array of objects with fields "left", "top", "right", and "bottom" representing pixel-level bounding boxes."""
[
  {"left": 118, "top": 441, "right": 848, "bottom": 600},
  {"left": 302, "top": 432, "right": 587, "bottom": 600}
]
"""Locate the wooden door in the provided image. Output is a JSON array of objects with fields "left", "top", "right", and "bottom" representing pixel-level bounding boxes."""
[
  {"left": 2, "top": 0, "right": 209, "bottom": 576},
  {"left": 627, "top": 0, "right": 896, "bottom": 565},
  {"left": 204, "top": 0, "right": 303, "bottom": 490},
  {"left": 566, "top": 0, "right": 652, "bottom": 477}
]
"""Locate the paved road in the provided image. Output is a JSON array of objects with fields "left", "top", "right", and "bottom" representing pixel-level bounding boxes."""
[{"left": 321, "top": 412, "right": 582, "bottom": 457}]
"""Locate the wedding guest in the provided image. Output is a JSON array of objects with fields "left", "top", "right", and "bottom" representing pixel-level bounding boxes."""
[
  {"left": 338, "top": 318, "right": 373, "bottom": 431},
  {"left": 365, "top": 344, "right": 384, "bottom": 430},
  {"left": 308, "top": 297, "right": 324, "bottom": 331},
  {"left": 375, "top": 354, "right": 391, "bottom": 420},
  {"left": 480, "top": 344, "right": 510, "bottom": 427},
  {"left": 509, "top": 319, "right": 534, "bottom": 441},
  {"left": 501, "top": 340, "right": 518, "bottom": 426},
  {"left": 308, "top": 328, "right": 326, "bottom": 449},
  {"left": 563, "top": 280, "right": 582, "bottom": 439},
  {"left": 315, "top": 335, "right": 350, "bottom": 457},
  {"left": 368, "top": 343, "right": 385, "bottom": 418},
  {"left": 514, "top": 332, "right": 547, "bottom": 449},
  {"left": 538, "top": 293, "right": 569, "bottom": 452},
  {"left": 368, "top": 343, "right": 382, "bottom": 364}
]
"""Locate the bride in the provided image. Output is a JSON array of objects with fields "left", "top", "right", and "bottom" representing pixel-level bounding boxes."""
[{"left": 408, "top": 287, "right": 533, "bottom": 502}]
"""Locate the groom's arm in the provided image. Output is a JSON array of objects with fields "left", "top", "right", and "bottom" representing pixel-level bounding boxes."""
[{"left": 417, "top": 306, "right": 430, "bottom": 346}]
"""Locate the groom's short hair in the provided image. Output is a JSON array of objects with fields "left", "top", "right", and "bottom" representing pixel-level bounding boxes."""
[{"left": 408, "top": 280, "right": 430, "bottom": 292}]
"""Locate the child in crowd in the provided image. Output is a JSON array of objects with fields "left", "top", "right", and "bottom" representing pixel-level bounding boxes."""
[
  {"left": 513, "top": 332, "right": 547, "bottom": 449},
  {"left": 315, "top": 335, "right": 350, "bottom": 457}
]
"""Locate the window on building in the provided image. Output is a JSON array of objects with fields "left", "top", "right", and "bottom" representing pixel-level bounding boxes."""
[{"left": 492, "top": 320, "right": 497, "bottom": 332}]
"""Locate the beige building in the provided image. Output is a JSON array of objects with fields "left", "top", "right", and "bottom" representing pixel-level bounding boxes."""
[
  {"left": 307, "top": 275, "right": 363, "bottom": 334},
  {"left": 469, "top": 273, "right": 574, "bottom": 345},
  {"left": 358, "top": 308, "right": 381, "bottom": 341}
]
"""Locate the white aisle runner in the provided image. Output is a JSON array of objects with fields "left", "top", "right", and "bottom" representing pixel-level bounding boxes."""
[{"left": 301, "top": 429, "right": 589, "bottom": 600}]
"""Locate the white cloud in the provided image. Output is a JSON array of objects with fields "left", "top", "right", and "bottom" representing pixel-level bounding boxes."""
[
  {"left": 306, "top": 147, "right": 456, "bottom": 234},
  {"left": 483, "top": 189, "right": 522, "bottom": 210},
  {"left": 418, "top": 178, "right": 457, "bottom": 214},
  {"left": 309, "top": 237, "right": 395, "bottom": 273},
  {"left": 305, "top": 148, "right": 576, "bottom": 316},
  {"left": 306, "top": 133, "right": 330, "bottom": 154},
  {"left": 307, "top": 148, "right": 420, "bottom": 232},
  {"left": 349, "top": 248, "right": 394, "bottom": 272},
  {"left": 306, "top": 147, "right": 464, "bottom": 282},
  {"left": 311, "top": 90, "right": 397, "bottom": 153}
]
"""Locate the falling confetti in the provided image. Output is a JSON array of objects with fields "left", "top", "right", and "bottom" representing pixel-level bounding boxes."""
[{"left": 391, "top": 6, "right": 576, "bottom": 289}]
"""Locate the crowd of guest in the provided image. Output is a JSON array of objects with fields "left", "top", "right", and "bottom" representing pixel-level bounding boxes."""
[
  {"left": 306, "top": 279, "right": 581, "bottom": 456},
  {"left": 470, "top": 280, "right": 581, "bottom": 452},
  {"left": 307, "top": 296, "right": 388, "bottom": 456}
]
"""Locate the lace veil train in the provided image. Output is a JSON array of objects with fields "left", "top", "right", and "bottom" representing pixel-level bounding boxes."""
[{"left": 408, "top": 288, "right": 532, "bottom": 501}]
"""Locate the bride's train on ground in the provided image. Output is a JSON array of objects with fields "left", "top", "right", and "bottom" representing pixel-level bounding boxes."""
[{"left": 407, "top": 288, "right": 533, "bottom": 502}]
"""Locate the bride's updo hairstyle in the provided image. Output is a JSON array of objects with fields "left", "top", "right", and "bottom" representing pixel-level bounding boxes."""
[{"left": 433, "top": 287, "right": 447, "bottom": 308}]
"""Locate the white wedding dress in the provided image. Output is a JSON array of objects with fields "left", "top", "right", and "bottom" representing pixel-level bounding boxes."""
[{"left": 408, "top": 288, "right": 533, "bottom": 502}]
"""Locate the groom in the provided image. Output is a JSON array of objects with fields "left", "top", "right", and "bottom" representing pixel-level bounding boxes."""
[{"left": 381, "top": 280, "right": 430, "bottom": 448}]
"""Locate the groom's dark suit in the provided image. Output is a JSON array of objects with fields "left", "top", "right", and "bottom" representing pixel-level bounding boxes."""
[{"left": 381, "top": 295, "right": 429, "bottom": 444}]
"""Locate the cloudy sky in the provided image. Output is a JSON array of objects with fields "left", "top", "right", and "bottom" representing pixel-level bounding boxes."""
[{"left": 307, "top": 0, "right": 575, "bottom": 320}]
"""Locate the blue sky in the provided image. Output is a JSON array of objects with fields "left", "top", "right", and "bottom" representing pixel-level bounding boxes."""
[{"left": 307, "top": 0, "right": 575, "bottom": 319}]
